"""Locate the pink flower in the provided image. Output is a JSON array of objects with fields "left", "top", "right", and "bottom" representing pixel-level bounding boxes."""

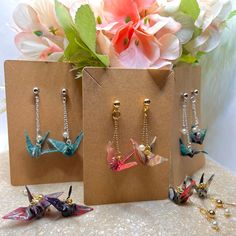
[
  {"left": 13, "top": 0, "right": 64, "bottom": 60},
  {"left": 97, "top": 0, "right": 181, "bottom": 68}
]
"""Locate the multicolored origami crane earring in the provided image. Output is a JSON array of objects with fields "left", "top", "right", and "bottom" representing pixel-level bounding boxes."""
[
  {"left": 168, "top": 176, "right": 196, "bottom": 205},
  {"left": 131, "top": 98, "right": 167, "bottom": 166},
  {"left": 25, "top": 87, "right": 55, "bottom": 158},
  {"left": 190, "top": 90, "right": 207, "bottom": 144},
  {"left": 48, "top": 89, "right": 83, "bottom": 157},
  {"left": 107, "top": 100, "right": 137, "bottom": 172},
  {"left": 46, "top": 186, "right": 93, "bottom": 217},
  {"left": 179, "top": 93, "right": 207, "bottom": 158},
  {"left": 2, "top": 186, "right": 63, "bottom": 221},
  {"left": 194, "top": 173, "right": 215, "bottom": 198}
]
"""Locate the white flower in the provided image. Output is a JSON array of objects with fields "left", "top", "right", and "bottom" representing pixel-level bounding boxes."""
[
  {"left": 157, "top": 0, "right": 181, "bottom": 14},
  {"left": 186, "top": 0, "right": 232, "bottom": 54}
]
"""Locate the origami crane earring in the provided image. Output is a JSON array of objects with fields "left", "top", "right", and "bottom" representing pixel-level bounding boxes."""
[
  {"left": 107, "top": 100, "right": 137, "bottom": 171},
  {"left": 131, "top": 99, "right": 167, "bottom": 166},
  {"left": 168, "top": 176, "right": 196, "bottom": 205},
  {"left": 179, "top": 93, "right": 207, "bottom": 158},
  {"left": 190, "top": 90, "right": 207, "bottom": 144},
  {"left": 46, "top": 186, "right": 93, "bottom": 217},
  {"left": 2, "top": 186, "right": 63, "bottom": 221},
  {"left": 48, "top": 89, "right": 83, "bottom": 157},
  {"left": 25, "top": 87, "right": 55, "bottom": 158},
  {"left": 194, "top": 173, "right": 215, "bottom": 199}
]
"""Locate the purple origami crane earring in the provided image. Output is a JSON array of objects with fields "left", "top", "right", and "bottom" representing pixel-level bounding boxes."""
[
  {"left": 2, "top": 186, "right": 63, "bottom": 221},
  {"left": 190, "top": 90, "right": 207, "bottom": 145},
  {"left": 131, "top": 98, "right": 167, "bottom": 166},
  {"left": 45, "top": 186, "right": 93, "bottom": 217},
  {"left": 107, "top": 100, "right": 137, "bottom": 172}
]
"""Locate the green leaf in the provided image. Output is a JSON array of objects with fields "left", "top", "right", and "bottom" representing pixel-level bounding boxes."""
[
  {"left": 75, "top": 5, "right": 96, "bottom": 52},
  {"left": 180, "top": 0, "right": 200, "bottom": 21},
  {"left": 55, "top": 1, "right": 109, "bottom": 70},
  {"left": 228, "top": 10, "right": 236, "bottom": 20},
  {"left": 193, "top": 27, "right": 202, "bottom": 38},
  {"left": 178, "top": 54, "right": 198, "bottom": 64},
  {"left": 55, "top": 0, "right": 77, "bottom": 41}
]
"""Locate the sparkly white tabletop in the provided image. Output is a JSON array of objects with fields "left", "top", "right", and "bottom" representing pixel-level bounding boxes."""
[{"left": 0, "top": 152, "right": 236, "bottom": 236}]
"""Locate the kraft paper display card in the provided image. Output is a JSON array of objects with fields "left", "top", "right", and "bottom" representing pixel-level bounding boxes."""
[
  {"left": 4, "top": 60, "right": 83, "bottom": 186},
  {"left": 171, "top": 65, "right": 205, "bottom": 187},
  {"left": 83, "top": 67, "right": 174, "bottom": 205}
]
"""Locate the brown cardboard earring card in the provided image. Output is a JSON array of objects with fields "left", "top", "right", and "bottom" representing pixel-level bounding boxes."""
[
  {"left": 171, "top": 65, "right": 205, "bottom": 187},
  {"left": 82, "top": 67, "right": 175, "bottom": 205},
  {"left": 4, "top": 60, "right": 83, "bottom": 186}
]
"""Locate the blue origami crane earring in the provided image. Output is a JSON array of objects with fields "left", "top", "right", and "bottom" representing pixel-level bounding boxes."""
[
  {"left": 179, "top": 92, "right": 207, "bottom": 158},
  {"left": 25, "top": 87, "right": 55, "bottom": 158},
  {"left": 190, "top": 90, "right": 207, "bottom": 145},
  {"left": 48, "top": 88, "right": 83, "bottom": 157}
]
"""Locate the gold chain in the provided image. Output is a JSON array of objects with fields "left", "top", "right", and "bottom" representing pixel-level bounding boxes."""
[
  {"left": 112, "top": 101, "right": 121, "bottom": 158},
  {"left": 142, "top": 99, "right": 151, "bottom": 147}
]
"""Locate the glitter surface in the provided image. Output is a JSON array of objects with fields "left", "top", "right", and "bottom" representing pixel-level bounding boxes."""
[{"left": 0, "top": 153, "right": 235, "bottom": 236}]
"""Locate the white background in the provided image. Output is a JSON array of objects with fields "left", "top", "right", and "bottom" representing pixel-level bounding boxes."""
[{"left": 0, "top": 1, "right": 236, "bottom": 173}]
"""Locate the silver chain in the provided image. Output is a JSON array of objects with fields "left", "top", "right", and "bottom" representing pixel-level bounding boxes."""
[
  {"left": 191, "top": 96, "right": 199, "bottom": 127},
  {"left": 35, "top": 94, "right": 40, "bottom": 138},
  {"left": 62, "top": 95, "right": 71, "bottom": 143},
  {"left": 182, "top": 99, "right": 191, "bottom": 148}
]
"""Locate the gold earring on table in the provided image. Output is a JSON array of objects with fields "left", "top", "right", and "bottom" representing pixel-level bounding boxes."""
[
  {"left": 131, "top": 98, "right": 167, "bottom": 166},
  {"left": 198, "top": 206, "right": 220, "bottom": 231},
  {"left": 210, "top": 197, "right": 236, "bottom": 218}
]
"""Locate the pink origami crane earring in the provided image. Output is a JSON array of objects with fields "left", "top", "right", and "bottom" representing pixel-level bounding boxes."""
[
  {"left": 131, "top": 99, "right": 168, "bottom": 166},
  {"left": 107, "top": 100, "right": 137, "bottom": 172}
]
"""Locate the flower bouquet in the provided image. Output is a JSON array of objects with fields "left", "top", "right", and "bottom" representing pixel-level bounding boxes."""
[{"left": 13, "top": 0, "right": 235, "bottom": 77}]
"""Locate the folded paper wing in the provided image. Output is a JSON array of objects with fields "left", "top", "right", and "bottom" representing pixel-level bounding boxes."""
[
  {"left": 106, "top": 141, "right": 137, "bottom": 171},
  {"left": 2, "top": 207, "right": 34, "bottom": 221},
  {"left": 131, "top": 139, "right": 168, "bottom": 166}
]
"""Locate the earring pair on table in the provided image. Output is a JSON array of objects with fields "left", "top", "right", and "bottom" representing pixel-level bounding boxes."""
[
  {"left": 179, "top": 90, "right": 207, "bottom": 158},
  {"left": 107, "top": 99, "right": 168, "bottom": 172},
  {"left": 25, "top": 87, "right": 83, "bottom": 158},
  {"left": 169, "top": 173, "right": 236, "bottom": 231}
]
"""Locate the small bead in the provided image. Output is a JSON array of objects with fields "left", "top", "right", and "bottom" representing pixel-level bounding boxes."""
[
  {"left": 216, "top": 199, "right": 224, "bottom": 208},
  {"left": 36, "top": 135, "right": 42, "bottom": 143},
  {"left": 139, "top": 144, "right": 145, "bottom": 152},
  {"left": 224, "top": 208, "right": 231, "bottom": 217},
  {"left": 63, "top": 131, "right": 69, "bottom": 139},
  {"left": 207, "top": 210, "right": 216, "bottom": 219},
  {"left": 181, "top": 128, "right": 188, "bottom": 135},
  {"left": 211, "top": 220, "right": 219, "bottom": 230},
  {"left": 192, "top": 126, "right": 199, "bottom": 133}
]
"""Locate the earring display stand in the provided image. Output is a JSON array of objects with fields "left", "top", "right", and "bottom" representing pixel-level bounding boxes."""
[
  {"left": 4, "top": 60, "right": 83, "bottom": 185},
  {"left": 4, "top": 61, "right": 205, "bottom": 199},
  {"left": 83, "top": 68, "right": 175, "bottom": 205}
]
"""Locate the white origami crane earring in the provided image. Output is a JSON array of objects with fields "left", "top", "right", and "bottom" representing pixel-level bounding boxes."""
[
  {"left": 190, "top": 89, "right": 207, "bottom": 145},
  {"left": 48, "top": 88, "right": 83, "bottom": 157},
  {"left": 131, "top": 98, "right": 167, "bottom": 166},
  {"left": 25, "top": 87, "right": 55, "bottom": 158}
]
